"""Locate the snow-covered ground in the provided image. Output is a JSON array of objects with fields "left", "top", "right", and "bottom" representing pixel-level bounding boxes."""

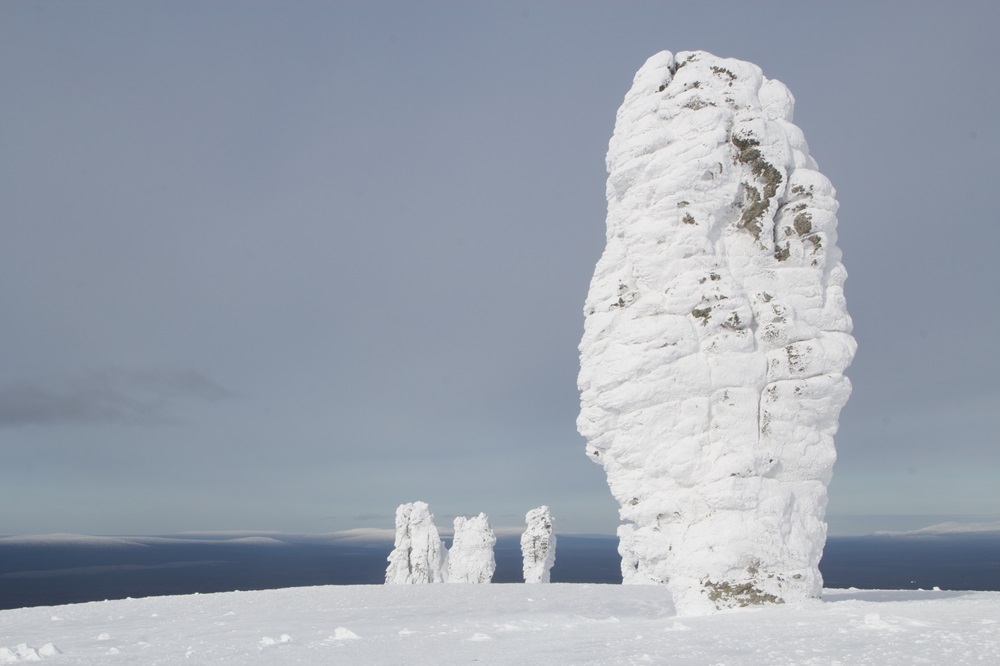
[{"left": 1, "top": 585, "right": 998, "bottom": 664}]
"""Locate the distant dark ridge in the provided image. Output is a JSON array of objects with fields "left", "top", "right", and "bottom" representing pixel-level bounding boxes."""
[
  {"left": 0, "top": 534, "right": 622, "bottom": 610},
  {"left": 820, "top": 533, "right": 1000, "bottom": 591},
  {"left": 1, "top": 533, "right": 998, "bottom": 611},
  {"left": 0, "top": 537, "right": 390, "bottom": 610}
]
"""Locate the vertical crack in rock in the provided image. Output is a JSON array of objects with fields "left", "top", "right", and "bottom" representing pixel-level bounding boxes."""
[{"left": 577, "top": 51, "right": 856, "bottom": 614}]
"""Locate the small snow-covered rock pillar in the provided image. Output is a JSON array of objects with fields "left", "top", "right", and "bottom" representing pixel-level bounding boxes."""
[
  {"left": 521, "top": 506, "right": 556, "bottom": 583},
  {"left": 447, "top": 513, "right": 497, "bottom": 583},
  {"left": 577, "top": 50, "right": 855, "bottom": 613},
  {"left": 385, "top": 501, "right": 449, "bottom": 584}
]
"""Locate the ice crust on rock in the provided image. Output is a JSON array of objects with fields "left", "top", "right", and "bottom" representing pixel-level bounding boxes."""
[
  {"left": 385, "top": 502, "right": 449, "bottom": 584},
  {"left": 447, "top": 513, "right": 497, "bottom": 583},
  {"left": 521, "top": 506, "right": 556, "bottom": 583},
  {"left": 577, "top": 50, "right": 855, "bottom": 614}
]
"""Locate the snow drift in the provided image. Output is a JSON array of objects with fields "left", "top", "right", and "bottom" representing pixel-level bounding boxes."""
[{"left": 577, "top": 50, "right": 855, "bottom": 613}]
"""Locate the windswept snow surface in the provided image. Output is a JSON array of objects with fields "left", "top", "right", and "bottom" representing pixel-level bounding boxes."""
[
  {"left": 578, "top": 50, "right": 855, "bottom": 613},
  {"left": 1, "top": 586, "right": 998, "bottom": 664}
]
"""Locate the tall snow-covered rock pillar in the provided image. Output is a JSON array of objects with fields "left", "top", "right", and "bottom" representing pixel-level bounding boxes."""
[
  {"left": 521, "top": 506, "right": 556, "bottom": 583},
  {"left": 577, "top": 50, "right": 855, "bottom": 614},
  {"left": 385, "top": 501, "right": 449, "bottom": 584},
  {"left": 448, "top": 513, "right": 497, "bottom": 583}
]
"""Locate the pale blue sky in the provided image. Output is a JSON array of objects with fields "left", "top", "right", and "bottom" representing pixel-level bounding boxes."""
[{"left": 1, "top": 1, "right": 997, "bottom": 536}]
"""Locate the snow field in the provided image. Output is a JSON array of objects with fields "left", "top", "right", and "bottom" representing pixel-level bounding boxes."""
[{"left": 1, "top": 586, "right": 998, "bottom": 665}]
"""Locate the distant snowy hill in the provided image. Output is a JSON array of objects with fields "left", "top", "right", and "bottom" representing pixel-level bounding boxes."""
[
  {"left": 878, "top": 521, "right": 1000, "bottom": 536},
  {"left": 1, "top": 585, "right": 998, "bottom": 664}
]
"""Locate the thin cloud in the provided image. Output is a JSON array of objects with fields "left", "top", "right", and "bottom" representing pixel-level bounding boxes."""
[
  {"left": 351, "top": 513, "right": 391, "bottom": 522},
  {"left": 0, "top": 368, "right": 234, "bottom": 427}
]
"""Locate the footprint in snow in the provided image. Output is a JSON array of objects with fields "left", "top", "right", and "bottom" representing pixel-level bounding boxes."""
[
  {"left": 14, "top": 643, "right": 55, "bottom": 659},
  {"left": 259, "top": 635, "right": 292, "bottom": 649},
  {"left": 862, "top": 613, "right": 905, "bottom": 632},
  {"left": 468, "top": 633, "right": 492, "bottom": 642},
  {"left": 4, "top": 643, "right": 51, "bottom": 661}
]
